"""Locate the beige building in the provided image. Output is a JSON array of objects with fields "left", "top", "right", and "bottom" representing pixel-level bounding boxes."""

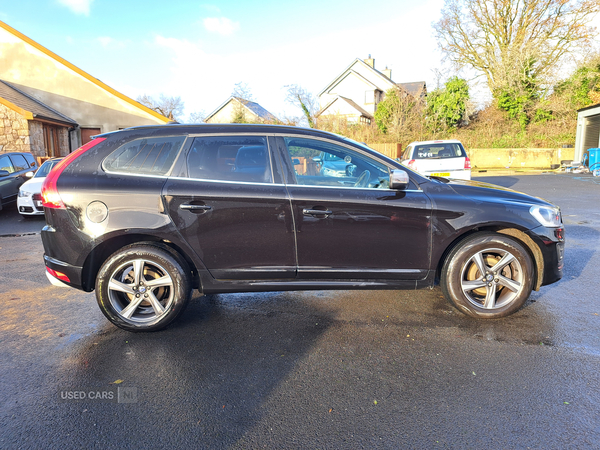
[
  {"left": 205, "top": 97, "right": 277, "bottom": 124},
  {"left": 0, "top": 20, "right": 170, "bottom": 159},
  {"left": 317, "top": 56, "right": 426, "bottom": 125}
]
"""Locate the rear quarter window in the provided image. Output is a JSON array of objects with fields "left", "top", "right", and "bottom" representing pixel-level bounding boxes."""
[{"left": 103, "top": 136, "right": 185, "bottom": 176}]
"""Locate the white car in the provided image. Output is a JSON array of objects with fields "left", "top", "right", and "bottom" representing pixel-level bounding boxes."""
[
  {"left": 17, "top": 158, "right": 62, "bottom": 216},
  {"left": 400, "top": 140, "right": 471, "bottom": 180}
]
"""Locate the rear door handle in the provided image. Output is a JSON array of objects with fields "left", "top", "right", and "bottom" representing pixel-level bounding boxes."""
[
  {"left": 303, "top": 208, "right": 332, "bottom": 217},
  {"left": 180, "top": 204, "right": 212, "bottom": 212}
]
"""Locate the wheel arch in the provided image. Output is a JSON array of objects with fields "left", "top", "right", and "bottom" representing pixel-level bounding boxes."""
[
  {"left": 80, "top": 234, "right": 200, "bottom": 292},
  {"left": 436, "top": 226, "right": 544, "bottom": 291}
]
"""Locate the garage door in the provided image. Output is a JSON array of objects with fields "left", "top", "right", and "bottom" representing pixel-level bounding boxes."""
[{"left": 584, "top": 115, "right": 600, "bottom": 151}]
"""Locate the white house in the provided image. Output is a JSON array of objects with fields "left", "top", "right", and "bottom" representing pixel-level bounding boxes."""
[
  {"left": 317, "top": 56, "right": 426, "bottom": 124},
  {"left": 204, "top": 97, "right": 277, "bottom": 124}
]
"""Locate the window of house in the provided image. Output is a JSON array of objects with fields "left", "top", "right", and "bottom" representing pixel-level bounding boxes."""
[
  {"left": 186, "top": 136, "right": 272, "bottom": 183},
  {"left": 103, "top": 136, "right": 185, "bottom": 176}
]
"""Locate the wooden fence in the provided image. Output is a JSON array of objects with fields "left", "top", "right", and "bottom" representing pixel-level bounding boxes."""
[{"left": 366, "top": 143, "right": 403, "bottom": 160}]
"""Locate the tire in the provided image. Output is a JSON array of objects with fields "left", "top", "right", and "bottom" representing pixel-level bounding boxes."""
[
  {"left": 95, "top": 245, "right": 192, "bottom": 331},
  {"left": 441, "top": 232, "right": 534, "bottom": 319}
]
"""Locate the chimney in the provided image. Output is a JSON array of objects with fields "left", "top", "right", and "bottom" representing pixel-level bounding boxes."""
[
  {"left": 364, "top": 54, "right": 375, "bottom": 68},
  {"left": 382, "top": 66, "right": 392, "bottom": 79}
]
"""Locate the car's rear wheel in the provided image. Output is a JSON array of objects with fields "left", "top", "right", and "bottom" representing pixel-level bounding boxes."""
[
  {"left": 95, "top": 245, "right": 191, "bottom": 331},
  {"left": 441, "top": 233, "right": 534, "bottom": 318}
]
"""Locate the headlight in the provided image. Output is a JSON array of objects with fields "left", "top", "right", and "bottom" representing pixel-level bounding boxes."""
[
  {"left": 19, "top": 190, "right": 31, "bottom": 197},
  {"left": 530, "top": 205, "right": 561, "bottom": 227}
]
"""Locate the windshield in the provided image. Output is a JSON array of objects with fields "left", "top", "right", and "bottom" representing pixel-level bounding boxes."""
[{"left": 34, "top": 159, "right": 61, "bottom": 178}]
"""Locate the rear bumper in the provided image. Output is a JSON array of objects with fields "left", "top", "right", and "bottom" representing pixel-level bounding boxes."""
[{"left": 44, "top": 254, "right": 85, "bottom": 290}]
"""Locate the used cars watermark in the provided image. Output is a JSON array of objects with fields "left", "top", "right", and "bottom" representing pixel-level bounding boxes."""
[{"left": 59, "top": 387, "right": 138, "bottom": 403}]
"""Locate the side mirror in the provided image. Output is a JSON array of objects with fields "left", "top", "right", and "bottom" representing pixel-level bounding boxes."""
[
  {"left": 312, "top": 156, "right": 322, "bottom": 164},
  {"left": 390, "top": 170, "right": 409, "bottom": 190},
  {"left": 25, "top": 171, "right": 35, "bottom": 178},
  {"left": 292, "top": 158, "right": 300, "bottom": 165},
  {"left": 0, "top": 170, "right": 9, "bottom": 178}
]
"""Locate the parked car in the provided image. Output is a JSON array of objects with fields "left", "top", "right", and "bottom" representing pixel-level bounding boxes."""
[
  {"left": 0, "top": 152, "right": 38, "bottom": 212},
  {"left": 400, "top": 139, "right": 471, "bottom": 180},
  {"left": 41, "top": 124, "right": 564, "bottom": 331},
  {"left": 313, "top": 151, "right": 355, "bottom": 177},
  {"left": 17, "top": 157, "right": 63, "bottom": 216}
]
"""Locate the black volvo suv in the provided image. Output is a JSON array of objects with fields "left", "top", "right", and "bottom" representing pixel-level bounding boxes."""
[{"left": 41, "top": 124, "right": 565, "bottom": 331}]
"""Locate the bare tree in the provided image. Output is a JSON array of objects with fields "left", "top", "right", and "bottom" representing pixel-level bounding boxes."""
[
  {"left": 285, "top": 84, "right": 317, "bottom": 128},
  {"left": 231, "top": 82, "right": 254, "bottom": 103},
  {"left": 434, "top": 0, "right": 600, "bottom": 97},
  {"left": 137, "top": 94, "right": 184, "bottom": 121},
  {"left": 188, "top": 110, "right": 206, "bottom": 123}
]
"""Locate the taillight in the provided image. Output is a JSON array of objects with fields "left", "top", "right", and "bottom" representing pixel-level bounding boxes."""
[
  {"left": 47, "top": 267, "right": 71, "bottom": 283},
  {"left": 41, "top": 138, "right": 106, "bottom": 209},
  {"left": 407, "top": 159, "right": 416, "bottom": 169},
  {"left": 464, "top": 156, "right": 471, "bottom": 169}
]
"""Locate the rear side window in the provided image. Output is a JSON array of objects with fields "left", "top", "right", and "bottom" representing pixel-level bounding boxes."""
[
  {"left": 186, "top": 136, "right": 272, "bottom": 183},
  {"left": 23, "top": 153, "right": 36, "bottom": 168},
  {"left": 10, "top": 154, "right": 28, "bottom": 172},
  {"left": 414, "top": 143, "right": 466, "bottom": 159},
  {"left": 103, "top": 136, "right": 185, "bottom": 176}
]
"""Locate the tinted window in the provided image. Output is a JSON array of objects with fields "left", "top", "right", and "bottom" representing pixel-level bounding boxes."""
[
  {"left": 23, "top": 153, "right": 36, "bottom": 168},
  {"left": 10, "top": 154, "right": 28, "bottom": 172},
  {"left": 103, "top": 136, "right": 185, "bottom": 176},
  {"left": 0, "top": 155, "right": 15, "bottom": 173},
  {"left": 186, "top": 136, "right": 272, "bottom": 183},
  {"left": 413, "top": 143, "right": 466, "bottom": 159},
  {"left": 283, "top": 137, "right": 390, "bottom": 189}
]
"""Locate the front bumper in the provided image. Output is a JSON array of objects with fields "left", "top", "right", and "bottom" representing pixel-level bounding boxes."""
[
  {"left": 17, "top": 194, "right": 44, "bottom": 215},
  {"left": 528, "top": 225, "right": 565, "bottom": 287}
]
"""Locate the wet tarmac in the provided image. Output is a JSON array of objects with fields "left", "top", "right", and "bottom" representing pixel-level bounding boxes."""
[{"left": 1, "top": 173, "right": 599, "bottom": 448}]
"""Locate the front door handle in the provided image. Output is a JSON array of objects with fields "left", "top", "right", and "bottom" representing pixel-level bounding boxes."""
[
  {"left": 180, "top": 204, "right": 212, "bottom": 212},
  {"left": 303, "top": 208, "right": 332, "bottom": 217}
]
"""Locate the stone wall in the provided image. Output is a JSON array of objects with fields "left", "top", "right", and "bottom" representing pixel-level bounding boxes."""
[{"left": 0, "top": 103, "right": 31, "bottom": 154}]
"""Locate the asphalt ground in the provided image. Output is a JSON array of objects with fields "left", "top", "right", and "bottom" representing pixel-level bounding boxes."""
[{"left": 0, "top": 172, "right": 599, "bottom": 449}]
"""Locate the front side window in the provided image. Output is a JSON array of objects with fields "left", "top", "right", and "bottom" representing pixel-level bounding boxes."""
[
  {"left": 103, "top": 136, "right": 185, "bottom": 176},
  {"left": 186, "top": 136, "right": 272, "bottom": 183},
  {"left": 283, "top": 137, "right": 390, "bottom": 189},
  {"left": 0, "top": 155, "right": 15, "bottom": 173}
]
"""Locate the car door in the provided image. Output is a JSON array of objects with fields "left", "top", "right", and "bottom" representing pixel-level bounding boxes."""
[
  {"left": 164, "top": 134, "right": 296, "bottom": 280},
  {"left": 0, "top": 154, "right": 21, "bottom": 205},
  {"left": 274, "top": 136, "right": 432, "bottom": 280}
]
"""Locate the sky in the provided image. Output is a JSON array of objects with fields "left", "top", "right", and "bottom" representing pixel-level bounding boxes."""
[{"left": 1, "top": 0, "right": 460, "bottom": 122}]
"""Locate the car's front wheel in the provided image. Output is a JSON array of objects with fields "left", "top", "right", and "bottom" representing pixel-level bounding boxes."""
[
  {"left": 441, "top": 233, "right": 534, "bottom": 318},
  {"left": 95, "top": 245, "right": 191, "bottom": 331}
]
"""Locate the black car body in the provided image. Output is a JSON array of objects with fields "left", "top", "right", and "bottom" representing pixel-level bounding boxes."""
[
  {"left": 0, "top": 151, "right": 37, "bottom": 211},
  {"left": 41, "top": 124, "right": 565, "bottom": 331}
]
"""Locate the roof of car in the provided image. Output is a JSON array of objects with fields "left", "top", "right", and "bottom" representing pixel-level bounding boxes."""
[
  {"left": 102, "top": 123, "right": 348, "bottom": 142},
  {"left": 408, "top": 140, "right": 463, "bottom": 146}
]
